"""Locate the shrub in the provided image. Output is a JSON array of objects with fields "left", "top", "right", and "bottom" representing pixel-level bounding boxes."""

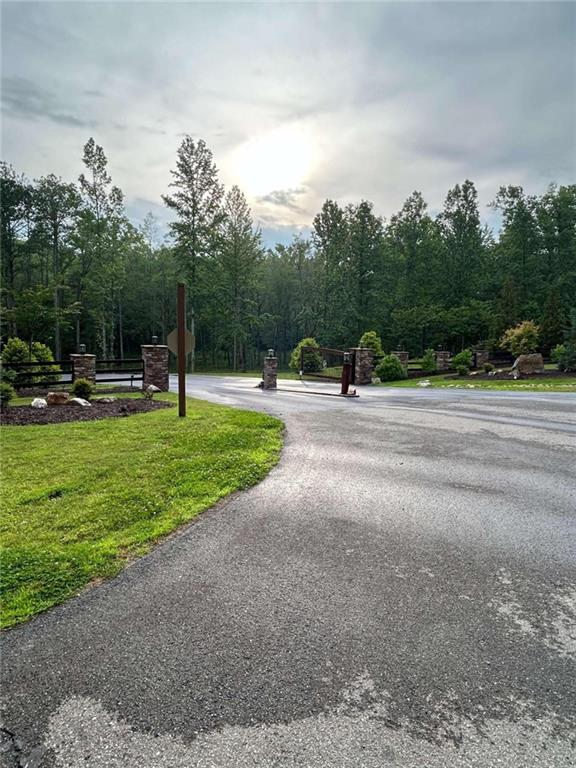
[
  {"left": 452, "top": 349, "right": 473, "bottom": 371},
  {"left": 552, "top": 343, "right": 576, "bottom": 372},
  {"left": 456, "top": 365, "right": 469, "bottom": 377},
  {"left": 358, "top": 331, "right": 383, "bottom": 357},
  {"left": 71, "top": 378, "right": 94, "bottom": 400},
  {"left": 483, "top": 362, "right": 495, "bottom": 373},
  {"left": 0, "top": 381, "right": 15, "bottom": 409},
  {"left": 289, "top": 338, "right": 323, "bottom": 373},
  {"left": 376, "top": 354, "right": 408, "bottom": 382},
  {"left": 1, "top": 337, "right": 30, "bottom": 367},
  {"left": 0, "top": 363, "right": 17, "bottom": 385},
  {"left": 500, "top": 320, "right": 540, "bottom": 357},
  {"left": 421, "top": 348, "right": 437, "bottom": 374},
  {"left": 31, "top": 341, "right": 61, "bottom": 383}
]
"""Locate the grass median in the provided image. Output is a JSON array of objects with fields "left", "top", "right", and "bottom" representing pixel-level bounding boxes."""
[{"left": 0, "top": 393, "right": 283, "bottom": 629}]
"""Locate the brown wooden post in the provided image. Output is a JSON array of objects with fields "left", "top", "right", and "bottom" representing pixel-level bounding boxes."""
[{"left": 177, "top": 282, "right": 186, "bottom": 417}]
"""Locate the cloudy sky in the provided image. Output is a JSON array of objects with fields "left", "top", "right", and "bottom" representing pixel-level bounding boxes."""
[{"left": 2, "top": 1, "right": 575, "bottom": 245}]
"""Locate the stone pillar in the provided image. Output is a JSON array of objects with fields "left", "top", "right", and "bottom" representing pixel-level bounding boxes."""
[
  {"left": 262, "top": 350, "right": 278, "bottom": 390},
  {"left": 435, "top": 350, "right": 451, "bottom": 371},
  {"left": 474, "top": 350, "right": 490, "bottom": 368},
  {"left": 391, "top": 351, "right": 409, "bottom": 372},
  {"left": 70, "top": 354, "right": 96, "bottom": 383},
  {"left": 351, "top": 347, "right": 374, "bottom": 385},
  {"left": 141, "top": 344, "right": 169, "bottom": 391}
]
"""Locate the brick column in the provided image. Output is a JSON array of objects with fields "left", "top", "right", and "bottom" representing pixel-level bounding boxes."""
[
  {"left": 262, "top": 351, "right": 278, "bottom": 390},
  {"left": 70, "top": 354, "right": 96, "bottom": 382},
  {"left": 141, "top": 344, "right": 169, "bottom": 391},
  {"left": 350, "top": 347, "right": 374, "bottom": 385},
  {"left": 435, "top": 350, "right": 451, "bottom": 371},
  {"left": 391, "top": 351, "right": 409, "bottom": 372}
]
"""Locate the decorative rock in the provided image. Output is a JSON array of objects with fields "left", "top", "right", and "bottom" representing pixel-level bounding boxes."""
[
  {"left": 69, "top": 397, "right": 91, "bottom": 407},
  {"left": 144, "top": 384, "right": 161, "bottom": 400},
  {"left": 512, "top": 353, "right": 544, "bottom": 375},
  {"left": 418, "top": 380, "right": 431, "bottom": 387},
  {"left": 47, "top": 391, "right": 70, "bottom": 406},
  {"left": 31, "top": 398, "right": 48, "bottom": 409},
  {"left": 98, "top": 397, "right": 116, "bottom": 403}
]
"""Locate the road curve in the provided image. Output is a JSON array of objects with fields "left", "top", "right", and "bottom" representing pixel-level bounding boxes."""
[{"left": 1, "top": 376, "right": 575, "bottom": 767}]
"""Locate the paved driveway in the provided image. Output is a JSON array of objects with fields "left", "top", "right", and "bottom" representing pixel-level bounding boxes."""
[{"left": 2, "top": 376, "right": 575, "bottom": 767}]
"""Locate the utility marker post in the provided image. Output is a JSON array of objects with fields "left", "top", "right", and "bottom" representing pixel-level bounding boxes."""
[{"left": 177, "top": 282, "right": 186, "bottom": 417}]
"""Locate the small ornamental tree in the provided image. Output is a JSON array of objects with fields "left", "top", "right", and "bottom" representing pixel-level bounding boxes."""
[
  {"left": 358, "top": 331, "right": 383, "bottom": 357},
  {"left": 552, "top": 310, "right": 576, "bottom": 371},
  {"left": 71, "top": 378, "right": 94, "bottom": 400},
  {"left": 376, "top": 354, "right": 408, "bottom": 382},
  {"left": 452, "top": 349, "right": 473, "bottom": 371},
  {"left": 421, "top": 348, "right": 437, "bottom": 373},
  {"left": 0, "top": 381, "right": 15, "bottom": 409},
  {"left": 289, "top": 338, "right": 323, "bottom": 373},
  {"left": 500, "top": 320, "right": 540, "bottom": 357}
]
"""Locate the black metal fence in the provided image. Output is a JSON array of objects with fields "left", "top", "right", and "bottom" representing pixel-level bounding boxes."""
[
  {"left": 299, "top": 346, "right": 353, "bottom": 383},
  {"left": 95, "top": 359, "right": 143, "bottom": 386}
]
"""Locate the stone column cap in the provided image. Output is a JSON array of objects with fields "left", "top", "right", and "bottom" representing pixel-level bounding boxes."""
[
  {"left": 70, "top": 353, "right": 96, "bottom": 358},
  {"left": 141, "top": 344, "right": 168, "bottom": 349}
]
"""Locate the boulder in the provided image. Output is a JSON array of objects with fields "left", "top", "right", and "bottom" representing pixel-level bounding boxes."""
[
  {"left": 144, "top": 384, "right": 161, "bottom": 400},
  {"left": 512, "top": 353, "right": 544, "bottom": 375},
  {"left": 98, "top": 396, "right": 116, "bottom": 404},
  {"left": 47, "top": 391, "right": 70, "bottom": 406},
  {"left": 31, "top": 397, "right": 48, "bottom": 409},
  {"left": 69, "top": 397, "right": 91, "bottom": 407}
]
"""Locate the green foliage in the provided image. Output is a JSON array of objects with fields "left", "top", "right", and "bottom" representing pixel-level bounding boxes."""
[
  {"left": 1, "top": 337, "right": 30, "bottom": 367},
  {"left": 289, "top": 337, "right": 323, "bottom": 373},
  {"left": 500, "top": 320, "right": 540, "bottom": 357},
  {"left": 452, "top": 349, "right": 473, "bottom": 370},
  {"left": 456, "top": 365, "right": 469, "bottom": 376},
  {"left": 358, "top": 331, "right": 383, "bottom": 356},
  {"left": 421, "top": 348, "right": 437, "bottom": 373},
  {"left": 0, "top": 381, "right": 15, "bottom": 408},
  {"left": 31, "top": 341, "right": 61, "bottom": 382},
  {"left": 552, "top": 312, "right": 576, "bottom": 371},
  {"left": 71, "top": 378, "right": 94, "bottom": 400},
  {"left": 483, "top": 362, "right": 495, "bottom": 373},
  {"left": 376, "top": 354, "right": 408, "bottom": 382},
  {"left": 0, "top": 393, "right": 283, "bottom": 627}
]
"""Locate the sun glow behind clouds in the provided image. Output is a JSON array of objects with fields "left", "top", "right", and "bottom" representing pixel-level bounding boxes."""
[{"left": 231, "top": 125, "right": 315, "bottom": 197}]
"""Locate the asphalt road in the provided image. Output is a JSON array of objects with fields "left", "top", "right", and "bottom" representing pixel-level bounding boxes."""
[{"left": 2, "top": 375, "right": 575, "bottom": 767}]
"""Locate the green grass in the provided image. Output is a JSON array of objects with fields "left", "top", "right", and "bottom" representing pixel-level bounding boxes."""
[
  {"left": 378, "top": 375, "right": 576, "bottom": 392},
  {"left": 0, "top": 393, "right": 283, "bottom": 628}
]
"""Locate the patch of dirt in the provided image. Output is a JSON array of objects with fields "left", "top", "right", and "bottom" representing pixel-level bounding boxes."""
[{"left": 0, "top": 398, "right": 173, "bottom": 426}]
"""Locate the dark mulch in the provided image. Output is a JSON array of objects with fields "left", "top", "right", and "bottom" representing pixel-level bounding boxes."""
[
  {"left": 447, "top": 369, "right": 573, "bottom": 381},
  {"left": 0, "top": 398, "right": 174, "bottom": 427}
]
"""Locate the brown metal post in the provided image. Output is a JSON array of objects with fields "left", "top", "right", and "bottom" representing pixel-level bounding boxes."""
[
  {"left": 177, "top": 282, "right": 186, "bottom": 417},
  {"left": 341, "top": 352, "right": 351, "bottom": 395}
]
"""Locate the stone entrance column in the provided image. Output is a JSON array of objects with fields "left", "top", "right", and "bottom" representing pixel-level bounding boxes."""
[
  {"left": 70, "top": 350, "right": 96, "bottom": 382},
  {"left": 262, "top": 349, "right": 278, "bottom": 390},
  {"left": 141, "top": 343, "right": 169, "bottom": 391},
  {"left": 350, "top": 347, "right": 374, "bottom": 385},
  {"left": 435, "top": 350, "right": 450, "bottom": 371}
]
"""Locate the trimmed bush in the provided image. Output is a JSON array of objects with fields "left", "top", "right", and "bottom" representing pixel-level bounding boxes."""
[
  {"left": 500, "top": 320, "right": 540, "bottom": 357},
  {"left": 452, "top": 349, "right": 473, "bottom": 371},
  {"left": 31, "top": 341, "right": 61, "bottom": 383},
  {"left": 552, "top": 343, "right": 576, "bottom": 372},
  {"left": 421, "top": 348, "right": 437, "bottom": 374},
  {"left": 71, "top": 378, "right": 94, "bottom": 400},
  {"left": 0, "top": 381, "right": 16, "bottom": 409},
  {"left": 456, "top": 365, "right": 469, "bottom": 377},
  {"left": 376, "top": 354, "right": 408, "bottom": 382},
  {"left": 358, "top": 331, "right": 383, "bottom": 357},
  {"left": 289, "top": 338, "right": 323, "bottom": 373}
]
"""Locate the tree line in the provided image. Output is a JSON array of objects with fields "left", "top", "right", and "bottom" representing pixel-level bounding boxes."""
[{"left": 1, "top": 137, "right": 574, "bottom": 368}]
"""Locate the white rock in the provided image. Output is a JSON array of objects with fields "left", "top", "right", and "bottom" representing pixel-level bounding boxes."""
[
  {"left": 98, "top": 397, "right": 116, "bottom": 403},
  {"left": 31, "top": 397, "right": 48, "bottom": 409},
  {"left": 69, "top": 397, "right": 91, "bottom": 407},
  {"left": 418, "top": 380, "right": 431, "bottom": 387},
  {"left": 144, "top": 384, "right": 161, "bottom": 399}
]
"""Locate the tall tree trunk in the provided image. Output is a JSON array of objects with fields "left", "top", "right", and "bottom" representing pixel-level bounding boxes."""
[{"left": 118, "top": 298, "right": 124, "bottom": 360}]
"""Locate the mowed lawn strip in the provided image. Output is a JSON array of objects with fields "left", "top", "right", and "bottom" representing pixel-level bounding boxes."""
[
  {"left": 378, "top": 376, "right": 576, "bottom": 392},
  {"left": 0, "top": 394, "right": 283, "bottom": 628}
]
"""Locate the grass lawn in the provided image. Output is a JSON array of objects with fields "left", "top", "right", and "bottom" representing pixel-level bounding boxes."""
[
  {"left": 0, "top": 393, "right": 283, "bottom": 628},
  {"left": 378, "top": 375, "right": 576, "bottom": 392}
]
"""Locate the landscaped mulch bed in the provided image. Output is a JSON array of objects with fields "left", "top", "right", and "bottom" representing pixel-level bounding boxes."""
[
  {"left": 449, "top": 369, "right": 572, "bottom": 381},
  {"left": 0, "top": 398, "right": 173, "bottom": 426}
]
